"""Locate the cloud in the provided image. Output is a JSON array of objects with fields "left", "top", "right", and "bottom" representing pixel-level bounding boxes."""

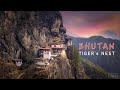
[
  {"left": 60, "top": 11, "right": 120, "bottom": 39},
  {"left": 103, "top": 30, "right": 117, "bottom": 36},
  {"left": 102, "top": 30, "right": 120, "bottom": 40}
]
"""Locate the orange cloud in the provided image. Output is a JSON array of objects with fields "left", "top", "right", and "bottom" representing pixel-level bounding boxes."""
[{"left": 65, "top": 13, "right": 120, "bottom": 38}]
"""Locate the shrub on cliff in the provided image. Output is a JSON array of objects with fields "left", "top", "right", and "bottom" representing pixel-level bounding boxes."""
[
  {"left": 66, "top": 45, "right": 113, "bottom": 79},
  {"left": 21, "top": 65, "right": 48, "bottom": 79},
  {"left": 66, "top": 45, "right": 83, "bottom": 78},
  {"left": 21, "top": 49, "right": 34, "bottom": 63},
  {"left": 0, "top": 62, "right": 19, "bottom": 79},
  {"left": 21, "top": 49, "right": 34, "bottom": 70}
]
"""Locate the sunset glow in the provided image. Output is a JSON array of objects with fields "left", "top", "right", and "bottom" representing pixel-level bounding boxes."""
[{"left": 61, "top": 11, "right": 120, "bottom": 40}]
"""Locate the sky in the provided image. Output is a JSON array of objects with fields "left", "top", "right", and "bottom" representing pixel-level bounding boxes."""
[{"left": 60, "top": 11, "right": 120, "bottom": 40}]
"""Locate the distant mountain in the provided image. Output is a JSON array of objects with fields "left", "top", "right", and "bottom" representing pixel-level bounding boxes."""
[
  {"left": 0, "top": 11, "right": 117, "bottom": 79},
  {"left": 81, "top": 58, "right": 113, "bottom": 79},
  {"left": 72, "top": 36, "right": 120, "bottom": 75}
]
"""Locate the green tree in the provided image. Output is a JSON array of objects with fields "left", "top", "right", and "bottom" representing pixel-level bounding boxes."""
[{"left": 66, "top": 45, "right": 82, "bottom": 78}]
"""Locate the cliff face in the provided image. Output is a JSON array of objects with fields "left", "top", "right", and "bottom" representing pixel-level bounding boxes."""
[
  {"left": 21, "top": 56, "right": 75, "bottom": 79},
  {"left": 0, "top": 11, "right": 113, "bottom": 79},
  {"left": 0, "top": 11, "right": 85, "bottom": 79},
  {"left": 0, "top": 11, "right": 63, "bottom": 59}
]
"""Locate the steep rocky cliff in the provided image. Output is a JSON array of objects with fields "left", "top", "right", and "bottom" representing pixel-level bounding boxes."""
[
  {"left": 0, "top": 11, "right": 63, "bottom": 60},
  {"left": 21, "top": 56, "right": 75, "bottom": 79},
  {"left": 0, "top": 11, "right": 112, "bottom": 79},
  {"left": 0, "top": 11, "right": 86, "bottom": 79}
]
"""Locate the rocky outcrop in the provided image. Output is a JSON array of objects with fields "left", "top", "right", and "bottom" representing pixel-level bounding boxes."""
[
  {"left": 0, "top": 11, "right": 85, "bottom": 79},
  {"left": 47, "top": 57, "right": 74, "bottom": 79},
  {"left": 0, "top": 11, "right": 63, "bottom": 59},
  {"left": 21, "top": 56, "right": 75, "bottom": 79},
  {"left": 0, "top": 61, "right": 19, "bottom": 79},
  {"left": 0, "top": 11, "right": 112, "bottom": 79}
]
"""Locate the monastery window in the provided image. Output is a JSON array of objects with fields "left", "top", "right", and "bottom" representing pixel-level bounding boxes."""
[
  {"left": 39, "top": 54, "right": 43, "bottom": 58},
  {"left": 53, "top": 49, "right": 58, "bottom": 53}
]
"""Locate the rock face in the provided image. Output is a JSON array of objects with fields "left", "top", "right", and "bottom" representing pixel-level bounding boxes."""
[
  {"left": 21, "top": 56, "right": 75, "bottom": 79},
  {"left": 47, "top": 57, "right": 73, "bottom": 79},
  {"left": 0, "top": 11, "right": 85, "bottom": 79},
  {"left": 0, "top": 11, "right": 113, "bottom": 79},
  {"left": 0, "top": 11, "right": 63, "bottom": 60}
]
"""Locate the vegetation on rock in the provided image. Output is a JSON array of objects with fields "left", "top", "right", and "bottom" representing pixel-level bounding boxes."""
[
  {"left": 66, "top": 45, "right": 113, "bottom": 79},
  {"left": 0, "top": 60, "right": 19, "bottom": 79}
]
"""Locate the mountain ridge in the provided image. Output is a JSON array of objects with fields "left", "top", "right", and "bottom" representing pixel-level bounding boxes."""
[{"left": 72, "top": 35, "right": 120, "bottom": 75}]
